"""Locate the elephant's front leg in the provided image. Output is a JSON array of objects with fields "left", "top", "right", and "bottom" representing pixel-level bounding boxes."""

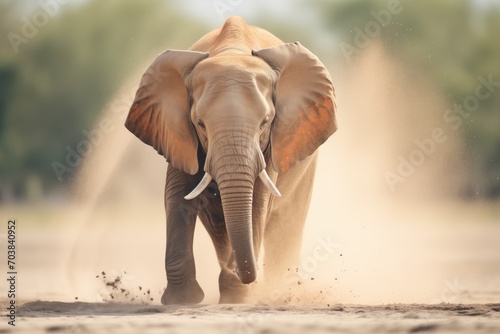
[{"left": 161, "top": 165, "right": 204, "bottom": 305}]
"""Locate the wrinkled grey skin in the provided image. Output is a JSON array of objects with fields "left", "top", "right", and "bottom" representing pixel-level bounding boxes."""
[{"left": 125, "top": 16, "right": 337, "bottom": 304}]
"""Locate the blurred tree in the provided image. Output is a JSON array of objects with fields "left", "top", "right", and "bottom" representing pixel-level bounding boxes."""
[
  {"left": 0, "top": 0, "right": 207, "bottom": 201},
  {"left": 316, "top": 0, "right": 500, "bottom": 198}
]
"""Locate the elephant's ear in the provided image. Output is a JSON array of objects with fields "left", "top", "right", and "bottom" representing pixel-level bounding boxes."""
[
  {"left": 252, "top": 42, "right": 337, "bottom": 173},
  {"left": 125, "top": 50, "right": 209, "bottom": 175}
]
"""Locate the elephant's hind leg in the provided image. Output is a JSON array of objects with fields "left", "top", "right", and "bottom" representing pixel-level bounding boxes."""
[{"left": 264, "top": 153, "right": 318, "bottom": 285}]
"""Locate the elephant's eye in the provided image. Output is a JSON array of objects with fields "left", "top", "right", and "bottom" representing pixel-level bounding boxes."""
[
  {"left": 197, "top": 119, "right": 206, "bottom": 131},
  {"left": 260, "top": 116, "right": 270, "bottom": 130}
]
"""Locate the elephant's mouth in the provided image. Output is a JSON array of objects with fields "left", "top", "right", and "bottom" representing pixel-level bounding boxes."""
[
  {"left": 184, "top": 169, "right": 280, "bottom": 200},
  {"left": 206, "top": 181, "right": 219, "bottom": 198}
]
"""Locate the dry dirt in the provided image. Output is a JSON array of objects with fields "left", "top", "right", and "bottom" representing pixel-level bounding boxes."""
[{"left": 10, "top": 302, "right": 500, "bottom": 334}]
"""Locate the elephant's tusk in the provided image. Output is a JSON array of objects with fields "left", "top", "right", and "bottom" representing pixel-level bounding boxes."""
[
  {"left": 185, "top": 172, "right": 213, "bottom": 200},
  {"left": 259, "top": 170, "right": 281, "bottom": 197}
]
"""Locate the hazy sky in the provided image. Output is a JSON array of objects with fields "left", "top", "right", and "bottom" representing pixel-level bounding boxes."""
[{"left": 177, "top": 0, "right": 312, "bottom": 27}]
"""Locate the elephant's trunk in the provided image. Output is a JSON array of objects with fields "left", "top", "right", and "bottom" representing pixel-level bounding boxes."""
[{"left": 218, "top": 176, "right": 256, "bottom": 283}]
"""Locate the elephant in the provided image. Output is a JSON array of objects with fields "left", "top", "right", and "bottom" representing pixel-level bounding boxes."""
[{"left": 125, "top": 16, "right": 337, "bottom": 304}]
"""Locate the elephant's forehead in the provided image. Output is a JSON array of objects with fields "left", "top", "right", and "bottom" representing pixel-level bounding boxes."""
[{"left": 192, "top": 55, "right": 272, "bottom": 81}]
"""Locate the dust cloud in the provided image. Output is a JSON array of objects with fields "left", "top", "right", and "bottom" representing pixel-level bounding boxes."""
[
  {"left": 278, "top": 42, "right": 468, "bottom": 305},
  {"left": 56, "top": 43, "right": 498, "bottom": 307}
]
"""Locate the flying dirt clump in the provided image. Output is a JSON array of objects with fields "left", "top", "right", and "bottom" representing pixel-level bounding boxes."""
[{"left": 96, "top": 271, "right": 163, "bottom": 304}]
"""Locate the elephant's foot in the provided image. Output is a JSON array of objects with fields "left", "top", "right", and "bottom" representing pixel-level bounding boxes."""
[
  {"left": 161, "top": 278, "right": 204, "bottom": 305},
  {"left": 218, "top": 269, "right": 250, "bottom": 304}
]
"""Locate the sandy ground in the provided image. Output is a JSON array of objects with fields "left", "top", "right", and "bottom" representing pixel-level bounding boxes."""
[
  {"left": 1, "top": 44, "right": 499, "bottom": 333},
  {"left": 7, "top": 302, "right": 500, "bottom": 334}
]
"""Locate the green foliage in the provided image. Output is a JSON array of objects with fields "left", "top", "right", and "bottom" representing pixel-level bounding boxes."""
[
  {"left": 317, "top": 0, "right": 500, "bottom": 197},
  {"left": 0, "top": 0, "right": 207, "bottom": 200}
]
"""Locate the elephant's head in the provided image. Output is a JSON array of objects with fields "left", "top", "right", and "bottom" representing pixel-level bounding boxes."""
[{"left": 125, "top": 42, "right": 337, "bottom": 284}]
